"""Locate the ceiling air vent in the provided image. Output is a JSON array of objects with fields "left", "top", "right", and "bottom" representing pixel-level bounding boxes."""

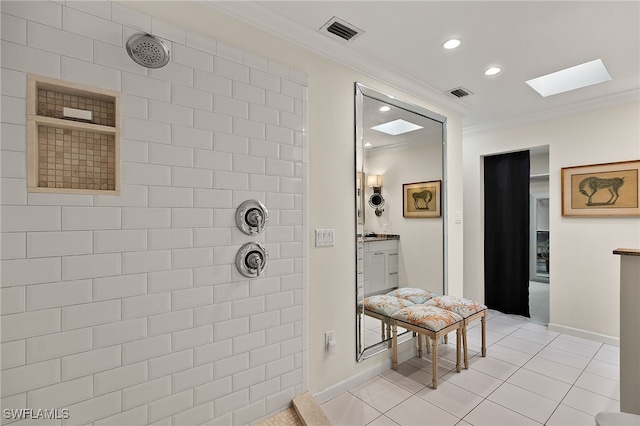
[
  {"left": 320, "top": 17, "right": 364, "bottom": 42},
  {"left": 448, "top": 87, "right": 473, "bottom": 98}
]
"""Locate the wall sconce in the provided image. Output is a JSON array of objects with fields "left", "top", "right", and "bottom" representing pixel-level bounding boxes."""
[
  {"left": 367, "top": 175, "right": 385, "bottom": 216},
  {"left": 367, "top": 175, "right": 383, "bottom": 192}
]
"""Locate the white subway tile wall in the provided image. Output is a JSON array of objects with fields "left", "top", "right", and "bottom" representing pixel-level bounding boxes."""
[{"left": 0, "top": 1, "right": 308, "bottom": 425}]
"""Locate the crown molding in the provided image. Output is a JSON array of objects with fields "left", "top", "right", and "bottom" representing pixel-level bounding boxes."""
[
  {"left": 463, "top": 89, "right": 640, "bottom": 137},
  {"left": 204, "top": 1, "right": 472, "bottom": 118}
]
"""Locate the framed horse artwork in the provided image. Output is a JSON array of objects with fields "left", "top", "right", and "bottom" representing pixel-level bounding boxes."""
[
  {"left": 562, "top": 160, "right": 640, "bottom": 217},
  {"left": 403, "top": 180, "right": 442, "bottom": 218}
]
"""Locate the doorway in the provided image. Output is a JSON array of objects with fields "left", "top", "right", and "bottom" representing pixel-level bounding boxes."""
[{"left": 483, "top": 148, "right": 550, "bottom": 323}]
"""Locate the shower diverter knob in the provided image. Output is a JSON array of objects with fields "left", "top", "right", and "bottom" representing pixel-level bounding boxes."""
[
  {"left": 236, "top": 200, "right": 269, "bottom": 235},
  {"left": 236, "top": 242, "right": 269, "bottom": 278}
]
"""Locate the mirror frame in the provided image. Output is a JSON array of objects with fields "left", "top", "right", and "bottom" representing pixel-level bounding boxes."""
[{"left": 355, "top": 82, "right": 449, "bottom": 361}]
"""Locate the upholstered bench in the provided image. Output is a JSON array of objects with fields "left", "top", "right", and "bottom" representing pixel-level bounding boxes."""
[
  {"left": 386, "top": 287, "right": 436, "bottom": 304},
  {"left": 390, "top": 305, "right": 463, "bottom": 389},
  {"left": 361, "top": 295, "right": 414, "bottom": 347},
  {"left": 424, "top": 295, "right": 487, "bottom": 369},
  {"left": 387, "top": 287, "right": 456, "bottom": 344}
]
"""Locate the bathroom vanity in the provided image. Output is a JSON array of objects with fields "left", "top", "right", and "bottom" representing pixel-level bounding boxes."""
[{"left": 361, "top": 235, "right": 399, "bottom": 297}]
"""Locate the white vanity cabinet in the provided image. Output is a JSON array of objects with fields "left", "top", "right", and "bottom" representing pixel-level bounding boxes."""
[{"left": 363, "top": 239, "right": 399, "bottom": 296}]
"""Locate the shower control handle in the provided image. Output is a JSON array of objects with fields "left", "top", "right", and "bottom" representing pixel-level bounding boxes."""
[
  {"left": 246, "top": 209, "right": 265, "bottom": 234},
  {"left": 246, "top": 251, "right": 265, "bottom": 276},
  {"left": 236, "top": 200, "right": 269, "bottom": 235}
]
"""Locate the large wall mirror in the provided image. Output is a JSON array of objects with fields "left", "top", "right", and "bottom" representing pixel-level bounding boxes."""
[{"left": 355, "top": 83, "right": 447, "bottom": 361}]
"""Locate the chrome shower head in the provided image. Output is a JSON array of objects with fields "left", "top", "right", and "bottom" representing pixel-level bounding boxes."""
[{"left": 126, "top": 33, "right": 170, "bottom": 69}]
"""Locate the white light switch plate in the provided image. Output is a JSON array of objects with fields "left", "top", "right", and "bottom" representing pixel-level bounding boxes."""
[
  {"left": 315, "top": 229, "right": 335, "bottom": 247},
  {"left": 455, "top": 211, "right": 462, "bottom": 224}
]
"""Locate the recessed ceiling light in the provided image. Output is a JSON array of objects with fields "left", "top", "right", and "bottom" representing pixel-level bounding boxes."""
[
  {"left": 364, "top": 142, "right": 372, "bottom": 147},
  {"left": 371, "top": 119, "right": 423, "bottom": 136},
  {"left": 525, "top": 59, "right": 611, "bottom": 97},
  {"left": 485, "top": 67, "right": 501, "bottom": 76},
  {"left": 443, "top": 39, "right": 461, "bottom": 49},
  {"left": 379, "top": 106, "right": 391, "bottom": 112}
]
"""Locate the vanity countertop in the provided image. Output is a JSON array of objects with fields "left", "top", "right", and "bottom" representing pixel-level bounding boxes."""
[
  {"left": 613, "top": 248, "right": 640, "bottom": 256},
  {"left": 358, "top": 234, "right": 400, "bottom": 242}
]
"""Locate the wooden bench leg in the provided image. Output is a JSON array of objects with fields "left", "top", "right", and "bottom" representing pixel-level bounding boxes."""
[
  {"left": 444, "top": 333, "right": 448, "bottom": 345},
  {"left": 457, "top": 328, "right": 462, "bottom": 373},
  {"left": 392, "top": 321, "right": 398, "bottom": 370},
  {"left": 463, "top": 325, "right": 469, "bottom": 369},
  {"left": 417, "top": 333, "right": 423, "bottom": 358},
  {"left": 481, "top": 314, "right": 487, "bottom": 357},
  {"left": 426, "top": 336, "right": 431, "bottom": 354},
  {"left": 432, "top": 337, "right": 439, "bottom": 389}
]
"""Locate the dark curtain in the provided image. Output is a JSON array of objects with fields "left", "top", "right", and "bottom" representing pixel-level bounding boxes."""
[{"left": 484, "top": 151, "right": 530, "bottom": 317}]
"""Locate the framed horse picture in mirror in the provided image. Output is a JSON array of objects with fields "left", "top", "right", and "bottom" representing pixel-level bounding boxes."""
[
  {"left": 403, "top": 180, "right": 441, "bottom": 218},
  {"left": 562, "top": 160, "right": 640, "bottom": 217}
]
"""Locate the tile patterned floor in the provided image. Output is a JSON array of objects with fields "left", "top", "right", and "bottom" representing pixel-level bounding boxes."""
[
  {"left": 257, "top": 408, "right": 303, "bottom": 426},
  {"left": 321, "top": 310, "right": 620, "bottom": 425}
]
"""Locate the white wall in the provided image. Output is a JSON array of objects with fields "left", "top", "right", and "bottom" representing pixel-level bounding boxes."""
[
  {"left": 1, "top": 2, "right": 307, "bottom": 424},
  {"left": 116, "top": 1, "right": 465, "bottom": 396},
  {"left": 365, "top": 141, "right": 444, "bottom": 294},
  {"left": 463, "top": 102, "right": 640, "bottom": 340}
]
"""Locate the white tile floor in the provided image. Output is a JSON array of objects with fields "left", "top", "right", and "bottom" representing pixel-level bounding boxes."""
[{"left": 322, "top": 310, "right": 620, "bottom": 425}]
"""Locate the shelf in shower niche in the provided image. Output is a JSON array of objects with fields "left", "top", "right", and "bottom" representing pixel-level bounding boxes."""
[{"left": 27, "top": 74, "right": 120, "bottom": 195}]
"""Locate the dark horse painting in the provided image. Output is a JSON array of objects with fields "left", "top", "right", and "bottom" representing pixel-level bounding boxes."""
[
  {"left": 578, "top": 176, "right": 625, "bottom": 206},
  {"left": 412, "top": 189, "right": 433, "bottom": 210}
]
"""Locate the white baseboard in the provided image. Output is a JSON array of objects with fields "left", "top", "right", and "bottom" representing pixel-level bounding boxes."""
[
  {"left": 548, "top": 323, "right": 619, "bottom": 347},
  {"left": 313, "top": 344, "right": 417, "bottom": 405}
]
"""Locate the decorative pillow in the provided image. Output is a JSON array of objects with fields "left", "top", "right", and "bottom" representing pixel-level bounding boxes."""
[
  {"left": 424, "top": 295, "right": 487, "bottom": 319},
  {"left": 363, "top": 295, "right": 414, "bottom": 317},
  {"left": 391, "top": 305, "right": 463, "bottom": 332},
  {"left": 387, "top": 287, "right": 436, "bottom": 304}
]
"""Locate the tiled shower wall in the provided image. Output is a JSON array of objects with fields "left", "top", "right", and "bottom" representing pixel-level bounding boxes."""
[{"left": 0, "top": 1, "right": 308, "bottom": 424}]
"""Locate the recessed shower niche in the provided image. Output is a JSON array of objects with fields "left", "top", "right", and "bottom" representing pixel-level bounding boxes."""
[{"left": 27, "top": 74, "right": 121, "bottom": 195}]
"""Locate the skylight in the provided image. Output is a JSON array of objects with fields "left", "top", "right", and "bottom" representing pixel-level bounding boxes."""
[
  {"left": 525, "top": 59, "right": 611, "bottom": 97},
  {"left": 370, "top": 119, "right": 423, "bottom": 136}
]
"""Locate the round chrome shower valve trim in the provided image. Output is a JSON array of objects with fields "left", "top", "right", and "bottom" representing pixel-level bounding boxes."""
[
  {"left": 235, "top": 200, "right": 269, "bottom": 235},
  {"left": 235, "top": 242, "right": 269, "bottom": 278}
]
